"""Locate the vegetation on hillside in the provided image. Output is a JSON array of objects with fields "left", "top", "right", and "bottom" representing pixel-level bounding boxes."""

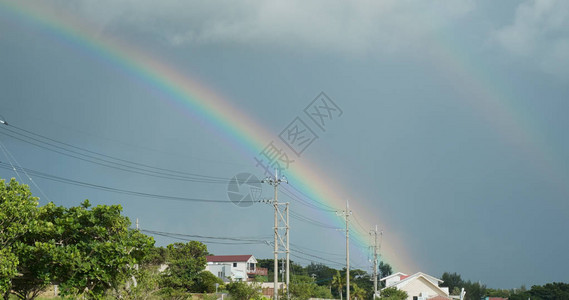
[{"left": 2, "top": 178, "right": 568, "bottom": 300}]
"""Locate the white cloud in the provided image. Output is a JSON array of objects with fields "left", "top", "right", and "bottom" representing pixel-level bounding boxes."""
[
  {"left": 493, "top": 0, "right": 569, "bottom": 76},
  {"left": 52, "top": 0, "right": 475, "bottom": 57}
]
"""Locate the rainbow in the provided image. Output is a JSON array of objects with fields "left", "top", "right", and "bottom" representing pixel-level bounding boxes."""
[
  {"left": 430, "top": 32, "right": 569, "bottom": 197},
  {"left": 5, "top": 1, "right": 564, "bottom": 275},
  {"left": 0, "top": 1, "right": 416, "bottom": 271}
]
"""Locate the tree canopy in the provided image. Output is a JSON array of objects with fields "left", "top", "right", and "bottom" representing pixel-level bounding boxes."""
[
  {"left": 379, "top": 287, "right": 407, "bottom": 300},
  {"left": 0, "top": 179, "right": 38, "bottom": 296},
  {"left": 1, "top": 178, "right": 154, "bottom": 300}
]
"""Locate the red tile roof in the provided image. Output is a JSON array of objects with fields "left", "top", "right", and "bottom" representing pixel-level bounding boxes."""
[
  {"left": 400, "top": 275, "right": 410, "bottom": 280},
  {"left": 206, "top": 255, "right": 253, "bottom": 262}
]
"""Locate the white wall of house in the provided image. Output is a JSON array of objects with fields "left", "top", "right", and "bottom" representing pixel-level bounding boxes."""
[
  {"left": 206, "top": 256, "right": 258, "bottom": 282},
  {"left": 384, "top": 273, "right": 407, "bottom": 287},
  {"left": 386, "top": 276, "right": 402, "bottom": 287},
  {"left": 206, "top": 264, "right": 231, "bottom": 282},
  {"left": 398, "top": 277, "right": 447, "bottom": 300}
]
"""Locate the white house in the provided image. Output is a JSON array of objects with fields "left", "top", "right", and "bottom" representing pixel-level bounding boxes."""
[
  {"left": 205, "top": 255, "right": 268, "bottom": 282},
  {"left": 380, "top": 272, "right": 452, "bottom": 300}
]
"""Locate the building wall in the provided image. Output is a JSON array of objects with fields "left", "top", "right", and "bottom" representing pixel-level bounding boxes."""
[
  {"left": 206, "top": 264, "right": 231, "bottom": 282},
  {"left": 235, "top": 261, "right": 248, "bottom": 273},
  {"left": 206, "top": 257, "right": 258, "bottom": 282},
  {"left": 399, "top": 277, "right": 447, "bottom": 300},
  {"left": 386, "top": 275, "right": 402, "bottom": 287}
]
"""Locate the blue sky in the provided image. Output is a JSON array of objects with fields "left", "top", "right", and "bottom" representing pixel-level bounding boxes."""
[{"left": 1, "top": 0, "right": 568, "bottom": 289}]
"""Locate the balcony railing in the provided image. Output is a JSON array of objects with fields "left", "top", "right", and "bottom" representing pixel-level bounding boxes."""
[{"left": 247, "top": 267, "right": 268, "bottom": 276}]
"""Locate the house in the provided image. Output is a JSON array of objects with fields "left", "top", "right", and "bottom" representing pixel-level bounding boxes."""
[
  {"left": 381, "top": 272, "right": 456, "bottom": 300},
  {"left": 205, "top": 255, "right": 268, "bottom": 282}
]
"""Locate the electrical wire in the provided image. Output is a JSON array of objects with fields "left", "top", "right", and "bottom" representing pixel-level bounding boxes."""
[
  {"left": 285, "top": 183, "right": 336, "bottom": 210},
  {"left": 351, "top": 212, "right": 369, "bottom": 234},
  {"left": 0, "top": 124, "right": 345, "bottom": 216},
  {"left": 289, "top": 242, "right": 344, "bottom": 258},
  {"left": 0, "top": 162, "right": 257, "bottom": 204},
  {"left": 139, "top": 228, "right": 270, "bottom": 245},
  {"left": 0, "top": 124, "right": 238, "bottom": 184},
  {"left": 281, "top": 186, "right": 335, "bottom": 212},
  {"left": 289, "top": 209, "right": 340, "bottom": 230},
  {"left": 0, "top": 138, "right": 51, "bottom": 202}
]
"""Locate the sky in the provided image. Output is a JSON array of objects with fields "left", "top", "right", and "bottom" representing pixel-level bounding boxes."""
[{"left": 1, "top": 0, "right": 568, "bottom": 289}]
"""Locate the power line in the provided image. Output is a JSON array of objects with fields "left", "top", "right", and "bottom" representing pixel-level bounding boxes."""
[
  {"left": 0, "top": 124, "right": 236, "bottom": 184},
  {"left": 139, "top": 228, "right": 270, "bottom": 245},
  {"left": 289, "top": 253, "right": 344, "bottom": 268},
  {"left": 289, "top": 242, "right": 344, "bottom": 258},
  {"left": 289, "top": 210, "right": 340, "bottom": 230},
  {"left": 0, "top": 138, "right": 51, "bottom": 202},
  {"left": 285, "top": 184, "right": 336, "bottom": 210},
  {"left": 351, "top": 212, "right": 369, "bottom": 233},
  {"left": 0, "top": 124, "right": 346, "bottom": 218},
  {"left": 147, "top": 231, "right": 266, "bottom": 245},
  {"left": 0, "top": 162, "right": 256, "bottom": 204},
  {"left": 281, "top": 187, "right": 335, "bottom": 212}
]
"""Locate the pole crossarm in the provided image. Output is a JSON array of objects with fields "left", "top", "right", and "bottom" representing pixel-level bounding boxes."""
[
  {"left": 262, "top": 169, "right": 290, "bottom": 300},
  {"left": 370, "top": 225, "right": 382, "bottom": 298},
  {"left": 337, "top": 200, "right": 352, "bottom": 300}
]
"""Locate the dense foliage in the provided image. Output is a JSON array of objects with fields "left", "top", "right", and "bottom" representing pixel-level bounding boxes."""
[
  {"left": 226, "top": 282, "right": 263, "bottom": 300},
  {"left": 379, "top": 287, "right": 407, "bottom": 300},
  {"left": 441, "top": 271, "right": 569, "bottom": 300},
  {"left": 3, "top": 178, "right": 568, "bottom": 300},
  {"left": 0, "top": 179, "right": 38, "bottom": 296},
  {"left": 0, "top": 179, "right": 154, "bottom": 299}
]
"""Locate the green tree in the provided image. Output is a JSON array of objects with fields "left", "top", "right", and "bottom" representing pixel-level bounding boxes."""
[
  {"left": 60, "top": 201, "right": 153, "bottom": 299},
  {"left": 379, "top": 287, "right": 407, "bottom": 300},
  {"left": 332, "top": 270, "right": 345, "bottom": 300},
  {"left": 287, "top": 274, "right": 332, "bottom": 300},
  {"left": 305, "top": 263, "right": 336, "bottom": 286},
  {"left": 440, "top": 272, "right": 463, "bottom": 295},
  {"left": 226, "top": 282, "right": 262, "bottom": 300},
  {"left": 351, "top": 283, "right": 367, "bottom": 300},
  {"left": 111, "top": 267, "right": 161, "bottom": 300},
  {"left": 378, "top": 262, "right": 392, "bottom": 288},
  {"left": 10, "top": 200, "right": 154, "bottom": 299},
  {"left": 0, "top": 248, "right": 19, "bottom": 299},
  {"left": 511, "top": 282, "right": 569, "bottom": 300},
  {"left": 142, "top": 246, "right": 169, "bottom": 265},
  {"left": 10, "top": 203, "right": 66, "bottom": 300},
  {"left": 194, "top": 271, "right": 224, "bottom": 293},
  {"left": 159, "top": 241, "right": 209, "bottom": 292},
  {"left": 0, "top": 179, "right": 38, "bottom": 296},
  {"left": 155, "top": 287, "right": 192, "bottom": 300},
  {"left": 351, "top": 269, "right": 373, "bottom": 300},
  {"left": 289, "top": 281, "right": 314, "bottom": 300},
  {"left": 462, "top": 280, "right": 486, "bottom": 300},
  {"left": 485, "top": 288, "right": 510, "bottom": 298}
]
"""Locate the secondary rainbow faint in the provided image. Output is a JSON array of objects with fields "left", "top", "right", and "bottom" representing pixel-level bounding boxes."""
[{"left": 0, "top": 1, "right": 416, "bottom": 272}]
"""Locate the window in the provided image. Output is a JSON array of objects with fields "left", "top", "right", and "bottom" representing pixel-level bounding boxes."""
[
  {"left": 218, "top": 271, "right": 223, "bottom": 278},
  {"left": 233, "top": 263, "right": 237, "bottom": 267},
  {"left": 249, "top": 263, "right": 255, "bottom": 271}
]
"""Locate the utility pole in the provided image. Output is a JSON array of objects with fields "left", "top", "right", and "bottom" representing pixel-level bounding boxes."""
[
  {"left": 262, "top": 169, "right": 288, "bottom": 300},
  {"left": 370, "top": 225, "right": 382, "bottom": 299},
  {"left": 337, "top": 200, "right": 352, "bottom": 300},
  {"left": 286, "top": 202, "right": 290, "bottom": 300}
]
